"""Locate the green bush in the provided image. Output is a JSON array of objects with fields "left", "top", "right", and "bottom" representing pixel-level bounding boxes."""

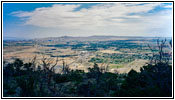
[{"left": 3, "top": 58, "right": 172, "bottom": 97}]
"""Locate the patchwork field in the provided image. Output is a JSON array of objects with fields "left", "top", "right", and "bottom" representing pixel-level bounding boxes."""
[{"left": 3, "top": 36, "right": 172, "bottom": 73}]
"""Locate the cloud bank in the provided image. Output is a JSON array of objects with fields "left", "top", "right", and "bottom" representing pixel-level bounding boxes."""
[{"left": 11, "top": 3, "right": 172, "bottom": 37}]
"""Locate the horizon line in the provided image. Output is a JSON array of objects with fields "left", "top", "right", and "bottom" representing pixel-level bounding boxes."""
[{"left": 3, "top": 35, "right": 172, "bottom": 40}]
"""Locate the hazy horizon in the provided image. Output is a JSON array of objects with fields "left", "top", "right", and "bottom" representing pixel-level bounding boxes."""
[
  {"left": 3, "top": 2, "right": 173, "bottom": 38},
  {"left": 3, "top": 35, "right": 172, "bottom": 41}
]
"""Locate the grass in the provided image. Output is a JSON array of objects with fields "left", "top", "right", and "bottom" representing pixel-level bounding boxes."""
[{"left": 109, "top": 64, "right": 124, "bottom": 69}]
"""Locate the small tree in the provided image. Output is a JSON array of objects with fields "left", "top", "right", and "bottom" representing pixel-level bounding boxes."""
[
  {"left": 61, "top": 59, "right": 71, "bottom": 74},
  {"left": 40, "top": 56, "right": 59, "bottom": 96},
  {"left": 148, "top": 39, "right": 172, "bottom": 64}
]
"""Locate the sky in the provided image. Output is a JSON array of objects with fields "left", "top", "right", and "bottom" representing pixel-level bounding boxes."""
[{"left": 3, "top": 2, "right": 173, "bottom": 39}]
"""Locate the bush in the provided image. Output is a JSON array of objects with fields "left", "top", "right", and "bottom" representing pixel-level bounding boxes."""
[{"left": 116, "top": 63, "right": 172, "bottom": 97}]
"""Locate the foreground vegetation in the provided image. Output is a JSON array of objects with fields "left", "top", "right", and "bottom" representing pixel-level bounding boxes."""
[{"left": 3, "top": 58, "right": 172, "bottom": 97}]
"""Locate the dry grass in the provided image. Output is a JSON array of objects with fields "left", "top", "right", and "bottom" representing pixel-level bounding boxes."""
[
  {"left": 110, "top": 59, "right": 148, "bottom": 74},
  {"left": 98, "top": 50, "right": 122, "bottom": 54}
]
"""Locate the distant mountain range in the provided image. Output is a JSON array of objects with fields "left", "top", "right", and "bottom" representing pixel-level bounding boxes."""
[
  {"left": 33, "top": 35, "right": 169, "bottom": 42},
  {"left": 3, "top": 35, "right": 171, "bottom": 42}
]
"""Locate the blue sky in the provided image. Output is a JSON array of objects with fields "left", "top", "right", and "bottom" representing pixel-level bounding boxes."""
[{"left": 3, "top": 3, "right": 173, "bottom": 39}]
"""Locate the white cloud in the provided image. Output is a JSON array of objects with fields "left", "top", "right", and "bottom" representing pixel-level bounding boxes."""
[
  {"left": 161, "top": 4, "right": 173, "bottom": 8},
  {"left": 12, "top": 3, "right": 172, "bottom": 37}
]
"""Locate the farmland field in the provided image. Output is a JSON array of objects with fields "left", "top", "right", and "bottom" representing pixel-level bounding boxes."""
[{"left": 3, "top": 36, "right": 172, "bottom": 73}]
